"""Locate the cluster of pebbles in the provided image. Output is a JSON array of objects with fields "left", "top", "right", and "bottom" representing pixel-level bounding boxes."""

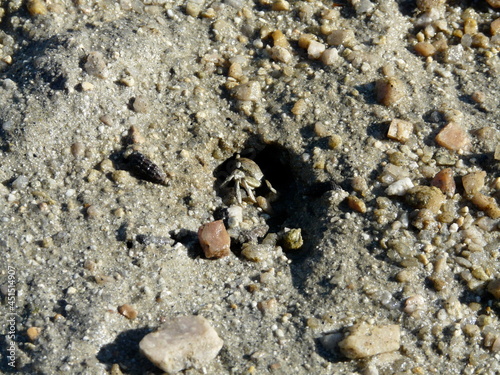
[{"left": 0, "top": 0, "right": 499, "bottom": 374}]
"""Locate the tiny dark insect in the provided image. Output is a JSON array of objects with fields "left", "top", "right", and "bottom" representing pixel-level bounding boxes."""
[{"left": 126, "top": 151, "right": 167, "bottom": 185}]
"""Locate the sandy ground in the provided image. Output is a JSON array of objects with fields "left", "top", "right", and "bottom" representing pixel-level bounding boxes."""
[{"left": 0, "top": 0, "right": 499, "bottom": 374}]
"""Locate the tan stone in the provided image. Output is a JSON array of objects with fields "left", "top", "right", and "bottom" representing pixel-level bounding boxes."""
[
  {"left": 198, "top": 220, "right": 231, "bottom": 258},
  {"left": 431, "top": 168, "right": 456, "bottom": 197},
  {"left": 435, "top": 122, "right": 471, "bottom": 151},
  {"left": 339, "top": 322, "right": 400, "bottom": 359},
  {"left": 462, "top": 171, "right": 486, "bottom": 196},
  {"left": 387, "top": 119, "right": 413, "bottom": 143}
]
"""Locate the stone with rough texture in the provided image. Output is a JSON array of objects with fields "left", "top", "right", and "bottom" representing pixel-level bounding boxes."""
[
  {"left": 339, "top": 322, "right": 400, "bottom": 359},
  {"left": 431, "top": 168, "right": 456, "bottom": 197},
  {"left": 139, "top": 315, "right": 224, "bottom": 374},
  {"left": 435, "top": 122, "right": 470, "bottom": 151},
  {"left": 198, "top": 220, "right": 231, "bottom": 258}
]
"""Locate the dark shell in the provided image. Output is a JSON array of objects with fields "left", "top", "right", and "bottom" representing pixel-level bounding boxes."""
[{"left": 126, "top": 151, "right": 167, "bottom": 185}]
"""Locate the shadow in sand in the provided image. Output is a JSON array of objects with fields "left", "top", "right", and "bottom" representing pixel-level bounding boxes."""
[
  {"left": 213, "top": 135, "right": 336, "bottom": 294},
  {"left": 96, "top": 327, "right": 162, "bottom": 375}
]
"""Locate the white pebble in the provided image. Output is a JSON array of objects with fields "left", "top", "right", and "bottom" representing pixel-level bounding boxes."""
[{"left": 385, "top": 177, "right": 414, "bottom": 196}]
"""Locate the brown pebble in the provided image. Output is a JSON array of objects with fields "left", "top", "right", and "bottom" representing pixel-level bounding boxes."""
[
  {"left": 488, "top": 279, "right": 500, "bottom": 299},
  {"left": 128, "top": 125, "right": 145, "bottom": 144},
  {"left": 27, "top": 0, "right": 48, "bottom": 15},
  {"left": 86, "top": 204, "right": 100, "bottom": 218},
  {"left": 298, "top": 33, "right": 317, "bottom": 49},
  {"left": 118, "top": 304, "right": 138, "bottom": 320},
  {"left": 491, "top": 18, "right": 500, "bottom": 35},
  {"left": 26, "top": 327, "right": 42, "bottom": 341},
  {"left": 405, "top": 186, "right": 446, "bottom": 213},
  {"left": 416, "top": 0, "right": 446, "bottom": 11},
  {"left": 471, "top": 91, "right": 486, "bottom": 103},
  {"left": 346, "top": 195, "right": 367, "bottom": 213},
  {"left": 431, "top": 168, "right": 456, "bottom": 197},
  {"left": 291, "top": 99, "right": 307, "bottom": 115},
  {"left": 99, "top": 114, "right": 113, "bottom": 126},
  {"left": 414, "top": 42, "right": 436, "bottom": 57},
  {"left": 470, "top": 193, "right": 500, "bottom": 219},
  {"left": 435, "top": 122, "right": 471, "bottom": 151},
  {"left": 375, "top": 77, "right": 405, "bottom": 106},
  {"left": 198, "top": 220, "right": 231, "bottom": 258},
  {"left": 271, "top": 30, "right": 290, "bottom": 48},
  {"left": 488, "top": 0, "right": 500, "bottom": 9}
]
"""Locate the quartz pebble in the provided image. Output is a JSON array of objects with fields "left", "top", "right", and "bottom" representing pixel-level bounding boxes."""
[
  {"left": 139, "top": 315, "right": 223, "bottom": 374},
  {"left": 321, "top": 48, "right": 339, "bottom": 65},
  {"left": 307, "top": 40, "right": 326, "bottom": 59},
  {"left": 435, "top": 122, "right": 471, "bottom": 151},
  {"left": 462, "top": 171, "right": 486, "bottom": 196},
  {"left": 339, "top": 322, "right": 400, "bottom": 359},
  {"left": 198, "top": 220, "right": 231, "bottom": 258},
  {"left": 387, "top": 119, "right": 413, "bottom": 143},
  {"left": 385, "top": 177, "right": 414, "bottom": 196},
  {"left": 431, "top": 168, "right": 456, "bottom": 197}
]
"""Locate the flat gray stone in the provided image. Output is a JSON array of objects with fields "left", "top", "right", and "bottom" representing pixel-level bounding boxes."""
[{"left": 139, "top": 315, "right": 223, "bottom": 374}]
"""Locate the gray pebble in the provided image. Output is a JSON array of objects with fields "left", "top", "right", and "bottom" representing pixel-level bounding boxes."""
[
  {"left": 84, "top": 51, "right": 107, "bottom": 78},
  {"left": 12, "top": 175, "right": 29, "bottom": 190}
]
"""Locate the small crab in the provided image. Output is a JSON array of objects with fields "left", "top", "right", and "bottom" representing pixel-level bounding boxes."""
[{"left": 221, "top": 154, "right": 276, "bottom": 204}]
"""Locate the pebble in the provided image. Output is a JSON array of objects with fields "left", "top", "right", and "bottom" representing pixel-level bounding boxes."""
[
  {"left": 375, "top": 77, "right": 405, "bottom": 106},
  {"left": 462, "top": 171, "right": 486, "bottom": 196},
  {"left": 139, "top": 315, "right": 223, "bottom": 374},
  {"left": 487, "top": 0, "right": 500, "bottom": 8},
  {"left": 198, "top": 220, "right": 231, "bottom": 258},
  {"left": 387, "top": 119, "right": 413, "bottom": 143},
  {"left": 416, "top": 0, "right": 446, "bottom": 12},
  {"left": 270, "top": 46, "right": 292, "bottom": 63},
  {"left": 307, "top": 40, "right": 325, "bottom": 59},
  {"left": 71, "top": 142, "right": 85, "bottom": 158},
  {"left": 241, "top": 243, "right": 271, "bottom": 262},
  {"left": 414, "top": 42, "right": 436, "bottom": 57},
  {"left": 385, "top": 177, "right": 414, "bottom": 196},
  {"left": 404, "top": 295, "right": 426, "bottom": 314},
  {"left": 346, "top": 195, "right": 367, "bottom": 213},
  {"left": 272, "top": 0, "right": 290, "bottom": 11},
  {"left": 271, "top": 30, "right": 290, "bottom": 48},
  {"left": 227, "top": 205, "right": 243, "bottom": 228},
  {"left": 470, "top": 193, "right": 500, "bottom": 219},
  {"left": 26, "top": 326, "right": 42, "bottom": 342},
  {"left": 298, "top": 33, "right": 316, "bottom": 49},
  {"left": 27, "top": 0, "right": 48, "bottom": 15},
  {"left": 431, "top": 168, "right": 456, "bottom": 197},
  {"left": 321, "top": 48, "right": 339, "bottom": 65},
  {"left": 118, "top": 304, "right": 138, "bottom": 320},
  {"left": 84, "top": 51, "right": 107, "bottom": 78},
  {"left": 12, "top": 175, "right": 29, "bottom": 190},
  {"left": 257, "top": 298, "right": 278, "bottom": 316},
  {"left": 405, "top": 186, "right": 445, "bottom": 213},
  {"left": 233, "top": 81, "right": 261, "bottom": 102},
  {"left": 491, "top": 18, "right": 500, "bottom": 35},
  {"left": 291, "top": 99, "right": 307, "bottom": 116},
  {"left": 338, "top": 322, "right": 401, "bottom": 359},
  {"left": 132, "top": 96, "right": 149, "bottom": 113},
  {"left": 487, "top": 279, "right": 500, "bottom": 299},
  {"left": 327, "top": 29, "right": 356, "bottom": 47},
  {"left": 281, "top": 228, "right": 303, "bottom": 251},
  {"left": 79, "top": 81, "right": 94, "bottom": 91},
  {"left": 435, "top": 122, "right": 471, "bottom": 151}
]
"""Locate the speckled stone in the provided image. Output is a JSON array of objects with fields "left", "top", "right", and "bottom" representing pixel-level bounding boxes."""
[
  {"left": 139, "top": 315, "right": 223, "bottom": 374},
  {"left": 339, "top": 322, "right": 400, "bottom": 359}
]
